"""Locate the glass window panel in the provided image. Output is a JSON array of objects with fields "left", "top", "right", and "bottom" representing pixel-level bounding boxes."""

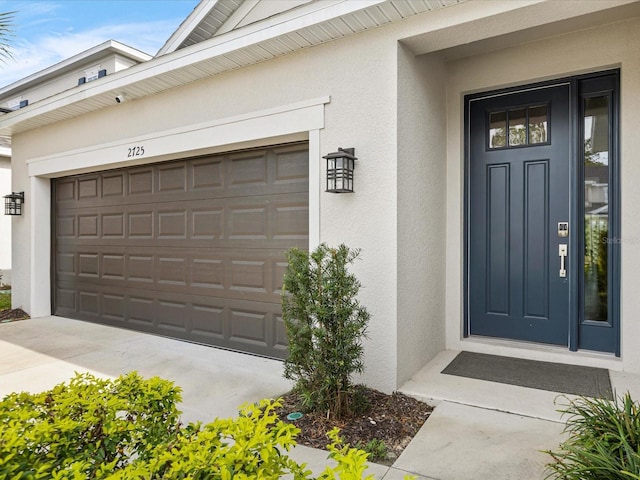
[
  {"left": 583, "top": 95, "right": 609, "bottom": 322},
  {"left": 528, "top": 105, "right": 548, "bottom": 144},
  {"left": 489, "top": 111, "right": 506, "bottom": 148},
  {"left": 508, "top": 108, "right": 527, "bottom": 146}
]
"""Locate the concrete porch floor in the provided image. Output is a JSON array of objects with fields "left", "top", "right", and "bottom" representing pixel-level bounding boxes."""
[{"left": 2, "top": 316, "right": 640, "bottom": 479}]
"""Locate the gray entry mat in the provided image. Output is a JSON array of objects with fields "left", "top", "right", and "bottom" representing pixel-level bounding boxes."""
[{"left": 442, "top": 351, "right": 613, "bottom": 400}]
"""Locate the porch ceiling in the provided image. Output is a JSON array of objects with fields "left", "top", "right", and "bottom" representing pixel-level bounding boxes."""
[{"left": 0, "top": 0, "right": 463, "bottom": 137}]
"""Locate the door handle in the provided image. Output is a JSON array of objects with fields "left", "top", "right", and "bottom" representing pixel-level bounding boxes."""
[{"left": 559, "top": 244, "right": 568, "bottom": 278}]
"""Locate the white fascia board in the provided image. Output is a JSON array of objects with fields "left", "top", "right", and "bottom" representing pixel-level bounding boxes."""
[
  {"left": 157, "top": 0, "right": 221, "bottom": 56},
  {"left": 0, "top": 0, "right": 383, "bottom": 134},
  {"left": 0, "top": 147, "right": 10, "bottom": 158},
  {"left": 0, "top": 40, "right": 152, "bottom": 97}
]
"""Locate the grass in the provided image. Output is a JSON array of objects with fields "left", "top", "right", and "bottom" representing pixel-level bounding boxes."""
[{"left": 0, "top": 292, "right": 10, "bottom": 310}]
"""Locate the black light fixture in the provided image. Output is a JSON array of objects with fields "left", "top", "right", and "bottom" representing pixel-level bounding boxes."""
[
  {"left": 323, "top": 147, "right": 357, "bottom": 193},
  {"left": 4, "top": 192, "right": 24, "bottom": 216}
]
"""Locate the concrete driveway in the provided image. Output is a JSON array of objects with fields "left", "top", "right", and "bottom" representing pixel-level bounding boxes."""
[{"left": 0, "top": 316, "right": 292, "bottom": 424}]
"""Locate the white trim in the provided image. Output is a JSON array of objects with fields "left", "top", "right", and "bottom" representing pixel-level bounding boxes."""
[
  {"left": 28, "top": 96, "right": 330, "bottom": 177},
  {"left": 158, "top": 0, "right": 221, "bottom": 56},
  {"left": 216, "top": 0, "right": 261, "bottom": 36},
  {"left": 308, "top": 128, "right": 321, "bottom": 249},
  {"left": 0, "top": 146, "right": 10, "bottom": 158},
  {"left": 30, "top": 176, "right": 51, "bottom": 318}
]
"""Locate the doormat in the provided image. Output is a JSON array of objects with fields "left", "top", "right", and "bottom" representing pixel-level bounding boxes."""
[{"left": 442, "top": 351, "right": 613, "bottom": 400}]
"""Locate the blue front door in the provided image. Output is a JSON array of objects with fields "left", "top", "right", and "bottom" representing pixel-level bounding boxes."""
[{"left": 467, "top": 84, "right": 571, "bottom": 345}]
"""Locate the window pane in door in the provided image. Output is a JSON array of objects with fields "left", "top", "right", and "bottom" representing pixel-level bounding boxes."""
[
  {"left": 583, "top": 95, "right": 609, "bottom": 322},
  {"left": 529, "top": 105, "right": 548, "bottom": 144},
  {"left": 508, "top": 108, "right": 527, "bottom": 146},
  {"left": 489, "top": 111, "right": 507, "bottom": 148}
]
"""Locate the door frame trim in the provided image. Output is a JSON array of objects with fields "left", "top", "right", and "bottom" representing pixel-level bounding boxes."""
[{"left": 463, "top": 70, "right": 620, "bottom": 355}]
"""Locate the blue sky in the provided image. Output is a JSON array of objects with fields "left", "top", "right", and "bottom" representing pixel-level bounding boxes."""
[{"left": 0, "top": 0, "right": 199, "bottom": 88}]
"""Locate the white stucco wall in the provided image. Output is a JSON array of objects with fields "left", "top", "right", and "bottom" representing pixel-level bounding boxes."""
[
  {"left": 0, "top": 156, "right": 10, "bottom": 286},
  {"left": 8, "top": 0, "right": 640, "bottom": 389},
  {"left": 443, "top": 15, "right": 640, "bottom": 371},
  {"left": 396, "top": 46, "right": 447, "bottom": 385}
]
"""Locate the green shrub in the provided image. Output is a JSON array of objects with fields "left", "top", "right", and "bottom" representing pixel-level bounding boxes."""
[
  {"left": 113, "top": 398, "right": 308, "bottom": 479},
  {"left": 545, "top": 393, "right": 640, "bottom": 479},
  {"left": 0, "top": 292, "right": 9, "bottom": 310},
  {"left": 1, "top": 372, "right": 413, "bottom": 480},
  {"left": 354, "top": 438, "right": 388, "bottom": 463},
  {"left": 0, "top": 372, "right": 182, "bottom": 479},
  {"left": 282, "top": 244, "right": 371, "bottom": 419}
]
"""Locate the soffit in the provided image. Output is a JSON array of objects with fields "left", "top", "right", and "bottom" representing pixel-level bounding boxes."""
[
  {"left": 158, "top": 0, "right": 244, "bottom": 56},
  {"left": 0, "top": 0, "right": 464, "bottom": 137}
]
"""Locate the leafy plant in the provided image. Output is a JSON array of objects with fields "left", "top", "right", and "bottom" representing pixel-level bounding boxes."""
[
  {"left": 545, "top": 393, "right": 640, "bottom": 479},
  {"left": 319, "top": 428, "right": 376, "bottom": 480},
  {"left": 113, "top": 398, "right": 309, "bottom": 479},
  {"left": 282, "top": 244, "right": 370, "bottom": 419},
  {"left": 0, "top": 292, "right": 9, "bottom": 310},
  {"left": 1, "top": 372, "right": 414, "bottom": 479},
  {"left": 0, "top": 372, "right": 183, "bottom": 479},
  {"left": 354, "top": 438, "right": 388, "bottom": 463}
]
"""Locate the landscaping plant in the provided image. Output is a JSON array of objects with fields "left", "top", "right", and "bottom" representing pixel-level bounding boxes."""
[
  {"left": 0, "top": 372, "right": 414, "bottom": 479},
  {"left": 0, "top": 372, "right": 182, "bottom": 478},
  {"left": 354, "top": 439, "right": 388, "bottom": 464},
  {"left": 282, "top": 244, "right": 371, "bottom": 419},
  {"left": 546, "top": 392, "right": 640, "bottom": 479},
  {"left": 0, "top": 291, "right": 9, "bottom": 311}
]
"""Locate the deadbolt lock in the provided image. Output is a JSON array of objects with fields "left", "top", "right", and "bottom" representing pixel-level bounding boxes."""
[{"left": 558, "top": 222, "right": 569, "bottom": 237}]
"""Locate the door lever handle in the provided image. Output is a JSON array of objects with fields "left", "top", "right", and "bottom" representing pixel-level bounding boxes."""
[{"left": 559, "top": 244, "right": 568, "bottom": 278}]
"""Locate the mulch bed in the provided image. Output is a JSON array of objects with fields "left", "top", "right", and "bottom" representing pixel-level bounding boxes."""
[
  {"left": 277, "top": 388, "right": 433, "bottom": 465},
  {"left": 0, "top": 308, "right": 30, "bottom": 323}
]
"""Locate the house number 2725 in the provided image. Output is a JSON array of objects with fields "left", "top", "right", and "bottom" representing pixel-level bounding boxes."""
[{"left": 127, "top": 146, "right": 145, "bottom": 158}]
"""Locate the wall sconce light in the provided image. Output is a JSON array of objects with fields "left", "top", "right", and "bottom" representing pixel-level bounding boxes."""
[
  {"left": 4, "top": 192, "right": 24, "bottom": 216},
  {"left": 323, "top": 147, "right": 357, "bottom": 193}
]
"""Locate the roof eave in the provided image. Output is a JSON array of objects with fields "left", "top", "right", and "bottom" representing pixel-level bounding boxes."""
[
  {"left": 0, "top": 40, "right": 152, "bottom": 99},
  {"left": 157, "top": 0, "right": 221, "bottom": 56}
]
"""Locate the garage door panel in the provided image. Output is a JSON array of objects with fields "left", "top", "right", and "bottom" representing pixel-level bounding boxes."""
[
  {"left": 56, "top": 191, "right": 308, "bottom": 246},
  {"left": 53, "top": 143, "right": 308, "bottom": 359},
  {"left": 54, "top": 282, "right": 289, "bottom": 359},
  {"left": 54, "top": 147, "right": 308, "bottom": 210},
  {"left": 192, "top": 303, "right": 224, "bottom": 339},
  {"left": 103, "top": 293, "right": 126, "bottom": 323},
  {"left": 102, "top": 172, "right": 126, "bottom": 198},
  {"left": 56, "top": 246, "right": 292, "bottom": 304}
]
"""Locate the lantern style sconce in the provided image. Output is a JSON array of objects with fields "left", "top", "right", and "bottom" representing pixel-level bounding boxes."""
[
  {"left": 4, "top": 192, "right": 24, "bottom": 216},
  {"left": 323, "top": 147, "right": 357, "bottom": 193}
]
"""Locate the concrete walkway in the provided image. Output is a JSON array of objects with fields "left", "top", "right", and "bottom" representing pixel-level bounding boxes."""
[{"left": 2, "top": 317, "right": 638, "bottom": 479}]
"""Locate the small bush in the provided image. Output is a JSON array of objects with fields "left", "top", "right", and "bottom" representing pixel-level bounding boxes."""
[
  {"left": 282, "top": 244, "right": 370, "bottom": 419},
  {"left": 1, "top": 372, "right": 414, "bottom": 479},
  {"left": 0, "top": 292, "right": 9, "bottom": 310},
  {"left": 545, "top": 393, "right": 640, "bottom": 479},
  {"left": 354, "top": 438, "right": 388, "bottom": 463},
  {"left": 0, "top": 372, "right": 182, "bottom": 478},
  {"left": 114, "top": 398, "right": 308, "bottom": 479}
]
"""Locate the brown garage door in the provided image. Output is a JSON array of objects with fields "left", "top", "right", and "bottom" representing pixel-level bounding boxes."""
[{"left": 53, "top": 143, "right": 308, "bottom": 358}]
